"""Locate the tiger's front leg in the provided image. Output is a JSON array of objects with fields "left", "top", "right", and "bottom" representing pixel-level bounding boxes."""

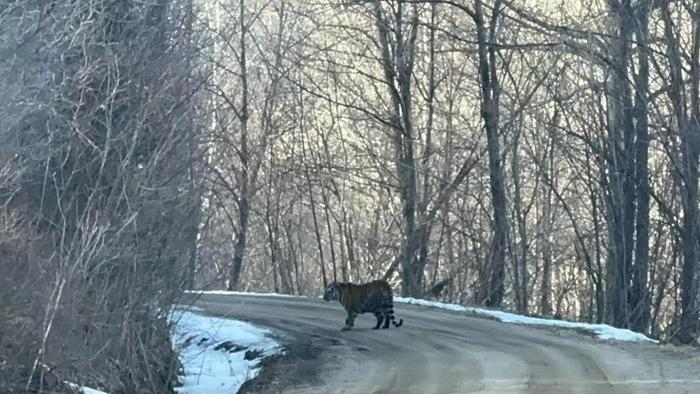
[{"left": 342, "top": 311, "right": 357, "bottom": 331}]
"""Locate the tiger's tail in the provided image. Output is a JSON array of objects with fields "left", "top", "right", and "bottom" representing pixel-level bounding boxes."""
[
  {"left": 391, "top": 314, "right": 403, "bottom": 327},
  {"left": 387, "top": 304, "right": 403, "bottom": 327}
]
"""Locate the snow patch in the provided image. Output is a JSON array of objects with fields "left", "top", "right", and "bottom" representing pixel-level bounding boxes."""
[
  {"left": 394, "top": 297, "right": 468, "bottom": 312},
  {"left": 171, "top": 310, "right": 283, "bottom": 394},
  {"left": 395, "top": 297, "right": 657, "bottom": 343},
  {"left": 81, "top": 387, "right": 108, "bottom": 394},
  {"left": 65, "top": 382, "right": 107, "bottom": 394},
  {"left": 185, "top": 290, "right": 302, "bottom": 298}
]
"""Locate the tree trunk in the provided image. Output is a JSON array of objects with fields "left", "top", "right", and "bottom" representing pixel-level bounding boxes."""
[
  {"left": 321, "top": 185, "right": 339, "bottom": 281},
  {"left": 372, "top": 0, "right": 421, "bottom": 296},
  {"left": 630, "top": 0, "right": 652, "bottom": 333},
  {"left": 512, "top": 116, "right": 529, "bottom": 314},
  {"left": 539, "top": 147, "right": 553, "bottom": 316},
  {"left": 603, "top": 0, "right": 635, "bottom": 327},
  {"left": 226, "top": 0, "right": 251, "bottom": 290},
  {"left": 588, "top": 151, "right": 605, "bottom": 323},
  {"left": 413, "top": 1, "right": 439, "bottom": 298},
  {"left": 303, "top": 143, "right": 327, "bottom": 288},
  {"left": 475, "top": 0, "right": 506, "bottom": 307},
  {"left": 228, "top": 197, "right": 249, "bottom": 290},
  {"left": 265, "top": 164, "right": 281, "bottom": 293},
  {"left": 660, "top": 0, "right": 699, "bottom": 343},
  {"left": 226, "top": 95, "right": 250, "bottom": 291}
]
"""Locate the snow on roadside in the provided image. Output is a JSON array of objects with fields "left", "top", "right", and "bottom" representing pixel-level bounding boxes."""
[
  {"left": 80, "top": 387, "right": 107, "bottom": 394},
  {"left": 395, "top": 297, "right": 657, "bottom": 343},
  {"left": 65, "top": 382, "right": 108, "bottom": 394},
  {"left": 394, "top": 297, "right": 468, "bottom": 312},
  {"left": 185, "top": 290, "right": 301, "bottom": 298},
  {"left": 171, "top": 310, "right": 284, "bottom": 394}
]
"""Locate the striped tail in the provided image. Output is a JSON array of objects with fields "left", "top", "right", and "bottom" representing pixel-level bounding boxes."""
[
  {"left": 387, "top": 304, "right": 403, "bottom": 327},
  {"left": 391, "top": 315, "right": 403, "bottom": 327}
]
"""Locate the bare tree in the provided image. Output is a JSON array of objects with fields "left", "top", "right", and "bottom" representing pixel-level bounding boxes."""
[{"left": 1, "top": 0, "right": 204, "bottom": 390}]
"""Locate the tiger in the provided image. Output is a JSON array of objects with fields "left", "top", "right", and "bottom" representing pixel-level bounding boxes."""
[{"left": 323, "top": 280, "right": 404, "bottom": 331}]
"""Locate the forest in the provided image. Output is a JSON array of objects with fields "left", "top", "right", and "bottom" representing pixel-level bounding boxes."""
[{"left": 1, "top": 0, "right": 699, "bottom": 392}]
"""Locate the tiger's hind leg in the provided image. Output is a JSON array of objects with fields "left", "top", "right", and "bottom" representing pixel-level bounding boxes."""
[
  {"left": 382, "top": 308, "right": 394, "bottom": 329},
  {"left": 342, "top": 311, "right": 357, "bottom": 331},
  {"left": 373, "top": 312, "right": 384, "bottom": 329}
]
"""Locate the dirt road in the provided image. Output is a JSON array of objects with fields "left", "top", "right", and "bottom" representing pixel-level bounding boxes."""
[{"left": 186, "top": 293, "right": 700, "bottom": 394}]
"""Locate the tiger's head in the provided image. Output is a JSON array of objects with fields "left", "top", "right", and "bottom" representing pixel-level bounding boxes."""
[{"left": 323, "top": 282, "right": 340, "bottom": 302}]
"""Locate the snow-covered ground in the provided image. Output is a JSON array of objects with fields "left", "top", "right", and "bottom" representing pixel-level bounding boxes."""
[
  {"left": 79, "top": 387, "right": 107, "bottom": 394},
  {"left": 185, "top": 290, "right": 302, "bottom": 298},
  {"left": 395, "top": 297, "right": 657, "bottom": 342},
  {"left": 171, "top": 310, "right": 283, "bottom": 394},
  {"left": 65, "top": 382, "right": 108, "bottom": 394}
]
